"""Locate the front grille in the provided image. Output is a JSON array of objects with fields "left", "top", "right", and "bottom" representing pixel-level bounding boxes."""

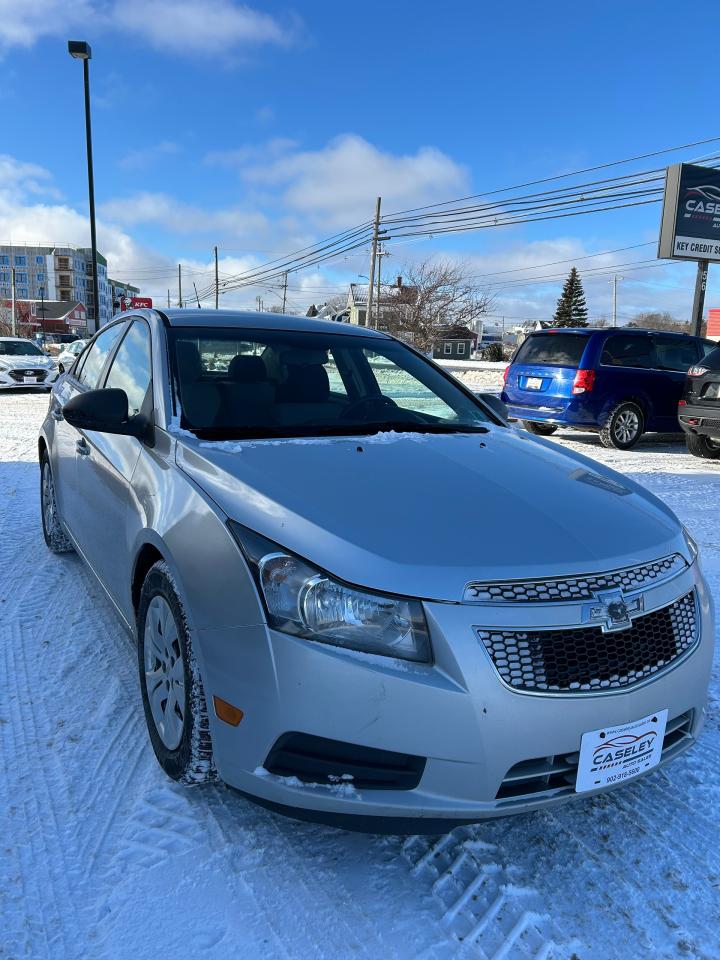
[
  {"left": 8, "top": 368, "right": 47, "bottom": 382},
  {"left": 495, "top": 710, "right": 694, "bottom": 801},
  {"left": 477, "top": 591, "right": 697, "bottom": 693},
  {"left": 465, "top": 554, "right": 686, "bottom": 603},
  {"left": 700, "top": 417, "right": 720, "bottom": 430},
  {"left": 264, "top": 732, "right": 426, "bottom": 790}
]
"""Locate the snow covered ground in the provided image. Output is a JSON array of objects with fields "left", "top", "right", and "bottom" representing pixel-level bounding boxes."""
[{"left": 1, "top": 392, "right": 718, "bottom": 960}]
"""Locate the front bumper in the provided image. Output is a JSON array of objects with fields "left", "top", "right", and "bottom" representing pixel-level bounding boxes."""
[
  {"left": 0, "top": 367, "right": 58, "bottom": 389},
  {"left": 679, "top": 404, "right": 720, "bottom": 440},
  {"left": 199, "top": 561, "right": 714, "bottom": 829}
]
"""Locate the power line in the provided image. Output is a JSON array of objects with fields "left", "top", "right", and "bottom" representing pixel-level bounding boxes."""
[{"left": 382, "top": 136, "right": 720, "bottom": 218}]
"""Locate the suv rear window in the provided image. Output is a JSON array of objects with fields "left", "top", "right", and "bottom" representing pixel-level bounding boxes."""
[{"left": 513, "top": 333, "right": 589, "bottom": 367}]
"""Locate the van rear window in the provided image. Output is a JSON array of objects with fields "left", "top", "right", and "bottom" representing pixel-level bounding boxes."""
[{"left": 514, "top": 333, "right": 589, "bottom": 367}]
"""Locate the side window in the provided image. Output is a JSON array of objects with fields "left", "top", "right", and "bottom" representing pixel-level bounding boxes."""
[
  {"left": 104, "top": 321, "right": 152, "bottom": 416},
  {"left": 699, "top": 340, "right": 718, "bottom": 358},
  {"left": 600, "top": 335, "right": 653, "bottom": 368},
  {"left": 652, "top": 335, "right": 700, "bottom": 372},
  {"left": 76, "top": 323, "right": 126, "bottom": 387}
]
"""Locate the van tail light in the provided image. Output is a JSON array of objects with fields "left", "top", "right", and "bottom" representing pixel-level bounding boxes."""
[
  {"left": 688, "top": 366, "right": 709, "bottom": 377},
  {"left": 678, "top": 400, "right": 687, "bottom": 407},
  {"left": 572, "top": 369, "right": 595, "bottom": 395},
  {"left": 502, "top": 365, "right": 510, "bottom": 384}
]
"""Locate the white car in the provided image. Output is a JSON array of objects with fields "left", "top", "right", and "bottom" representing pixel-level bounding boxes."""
[
  {"left": 57, "top": 338, "right": 88, "bottom": 374},
  {"left": 0, "top": 337, "right": 59, "bottom": 390}
]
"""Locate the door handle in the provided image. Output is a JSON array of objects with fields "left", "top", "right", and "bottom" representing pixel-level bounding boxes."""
[{"left": 76, "top": 438, "right": 91, "bottom": 457}]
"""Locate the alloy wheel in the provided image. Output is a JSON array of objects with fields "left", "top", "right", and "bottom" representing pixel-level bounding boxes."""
[
  {"left": 614, "top": 409, "right": 639, "bottom": 445},
  {"left": 143, "top": 596, "right": 185, "bottom": 750}
]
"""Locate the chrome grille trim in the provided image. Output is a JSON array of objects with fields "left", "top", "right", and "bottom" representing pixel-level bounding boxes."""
[
  {"left": 477, "top": 591, "right": 698, "bottom": 694},
  {"left": 464, "top": 553, "right": 687, "bottom": 604}
]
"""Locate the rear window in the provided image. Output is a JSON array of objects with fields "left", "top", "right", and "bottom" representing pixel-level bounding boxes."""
[
  {"left": 701, "top": 345, "right": 720, "bottom": 369},
  {"left": 513, "top": 333, "right": 589, "bottom": 367}
]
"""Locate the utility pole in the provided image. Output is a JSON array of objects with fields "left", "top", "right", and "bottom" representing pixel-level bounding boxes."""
[
  {"left": 178, "top": 264, "right": 183, "bottom": 308},
  {"left": 214, "top": 245, "right": 219, "bottom": 309},
  {"left": 10, "top": 266, "right": 16, "bottom": 337},
  {"left": 366, "top": 196, "right": 382, "bottom": 328},
  {"left": 376, "top": 246, "right": 389, "bottom": 329},
  {"left": 193, "top": 282, "right": 201, "bottom": 308},
  {"left": 609, "top": 275, "right": 623, "bottom": 327},
  {"left": 282, "top": 271, "right": 288, "bottom": 313},
  {"left": 691, "top": 260, "right": 709, "bottom": 337},
  {"left": 167, "top": 290, "right": 171, "bottom": 308}
]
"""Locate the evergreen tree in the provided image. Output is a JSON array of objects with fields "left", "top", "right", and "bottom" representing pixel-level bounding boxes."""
[{"left": 553, "top": 267, "right": 588, "bottom": 327}]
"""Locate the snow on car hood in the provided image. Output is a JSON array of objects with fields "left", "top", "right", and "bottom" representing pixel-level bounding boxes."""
[
  {"left": 0, "top": 354, "right": 53, "bottom": 367},
  {"left": 175, "top": 426, "right": 686, "bottom": 602}
]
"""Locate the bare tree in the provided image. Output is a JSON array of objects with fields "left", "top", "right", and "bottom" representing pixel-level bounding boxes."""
[
  {"left": 627, "top": 311, "right": 700, "bottom": 334},
  {"left": 384, "top": 259, "right": 494, "bottom": 352}
]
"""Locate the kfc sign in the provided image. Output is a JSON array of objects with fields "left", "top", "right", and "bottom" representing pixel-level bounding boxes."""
[{"left": 120, "top": 296, "right": 153, "bottom": 311}]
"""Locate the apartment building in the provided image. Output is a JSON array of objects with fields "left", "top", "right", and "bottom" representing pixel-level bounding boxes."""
[{"left": 0, "top": 243, "right": 119, "bottom": 329}]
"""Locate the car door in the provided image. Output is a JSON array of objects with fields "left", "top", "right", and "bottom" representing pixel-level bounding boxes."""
[
  {"left": 650, "top": 334, "right": 702, "bottom": 430},
  {"left": 597, "top": 332, "right": 656, "bottom": 419},
  {"left": 72, "top": 318, "right": 153, "bottom": 606},
  {"left": 50, "top": 322, "right": 127, "bottom": 537}
]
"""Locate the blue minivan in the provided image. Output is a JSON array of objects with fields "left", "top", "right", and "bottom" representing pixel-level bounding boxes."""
[{"left": 501, "top": 328, "right": 716, "bottom": 449}]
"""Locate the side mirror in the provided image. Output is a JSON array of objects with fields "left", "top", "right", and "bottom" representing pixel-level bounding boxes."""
[
  {"left": 478, "top": 392, "right": 509, "bottom": 422},
  {"left": 63, "top": 388, "right": 151, "bottom": 442}
]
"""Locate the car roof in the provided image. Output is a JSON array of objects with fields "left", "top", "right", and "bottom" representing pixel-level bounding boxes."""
[
  {"left": 0, "top": 336, "right": 34, "bottom": 342},
  {"left": 528, "top": 327, "right": 698, "bottom": 339},
  {"left": 142, "top": 308, "right": 392, "bottom": 339}
]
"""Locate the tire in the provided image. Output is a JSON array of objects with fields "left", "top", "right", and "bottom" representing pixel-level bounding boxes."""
[
  {"left": 686, "top": 433, "right": 720, "bottom": 460},
  {"left": 523, "top": 420, "right": 558, "bottom": 436},
  {"left": 40, "top": 452, "right": 74, "bottom": 553},
  {"left": 599, "top": 402, "right": 644, "bottom": 450},
  {"left": 137, "top": 561, "right": 217, "bottom": 785}
]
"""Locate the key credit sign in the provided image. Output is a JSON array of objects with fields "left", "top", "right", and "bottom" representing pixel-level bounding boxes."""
[{"left": 658, "top": 163, "right": 720, "bottom": 262}]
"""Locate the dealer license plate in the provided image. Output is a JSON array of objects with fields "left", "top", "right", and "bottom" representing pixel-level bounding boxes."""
[
  {"left": 23, "top": 375, "right": 38, "bottom": 383},
  {"left": 525, "top": 377, "right": 543, "bottom": 389},
  {"left": 575, "top": 709, "right": 668, "bottom": 793}
]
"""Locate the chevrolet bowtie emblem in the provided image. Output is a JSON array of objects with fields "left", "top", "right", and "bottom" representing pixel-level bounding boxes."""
[{"left": 584, "top": 589, "right": 644, "bottom": 632}]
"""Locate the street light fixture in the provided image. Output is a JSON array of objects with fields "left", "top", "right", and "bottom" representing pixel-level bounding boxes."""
[{"left": 67, "top": 40, "right": 100, "bottom": 334}]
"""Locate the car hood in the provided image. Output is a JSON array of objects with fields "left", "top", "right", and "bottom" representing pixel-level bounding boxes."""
[
  {"left": 0, "top": 354, "right": 52, "bottom": 366},
  {"left": 175, "top": 427, "right": 687, "bottom": 602}
]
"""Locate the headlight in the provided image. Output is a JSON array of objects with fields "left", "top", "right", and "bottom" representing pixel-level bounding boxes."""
[
  {"left": 229, "top": 522, "right": 431, "bottom": 663},
  {"left": 682, "top": 525, "right": 699, "bottom": 561}
]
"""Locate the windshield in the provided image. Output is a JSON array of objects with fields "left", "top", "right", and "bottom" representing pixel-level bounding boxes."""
[
  {"left": 0, "top": 340, "right": 44, "bottom": 357},
  {"left": 513, "top": 332, "right": 589, "bottom": 367},
  {"left": 170, "top": 328, "right": 493, "bottom": 439}
]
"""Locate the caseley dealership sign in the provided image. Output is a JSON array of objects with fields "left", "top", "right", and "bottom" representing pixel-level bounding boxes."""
[{"left": 658, "top": 163, "right": 720, "bottom": 262}]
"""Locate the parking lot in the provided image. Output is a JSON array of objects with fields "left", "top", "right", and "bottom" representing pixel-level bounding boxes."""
[{"left": 1, "top": 390, "right": 718, "bottom": 960}]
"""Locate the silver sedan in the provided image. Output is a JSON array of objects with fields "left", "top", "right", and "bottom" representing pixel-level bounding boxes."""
[{"left": 39, "top": 309, "right": 714, "bottom": 832}]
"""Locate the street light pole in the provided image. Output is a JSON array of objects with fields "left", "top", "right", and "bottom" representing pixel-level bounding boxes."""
[{"left": 68, "top": 41, "right": 100, "bottom": 334}]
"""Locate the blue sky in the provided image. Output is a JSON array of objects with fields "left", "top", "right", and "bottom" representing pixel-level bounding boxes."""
[{"left": 1, "top": 0, "right": 718, "bottom": 322}]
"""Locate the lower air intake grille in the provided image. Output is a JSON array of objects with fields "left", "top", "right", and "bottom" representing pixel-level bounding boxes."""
[
  {"left": 264, "top": 732, "right": 426, "bottom": 790},
  {"left": 477, "top": 591, "right": 697, "bottom": 693},
  {"left": 495, "top": 710, "right": 694, "bottom": 802}
]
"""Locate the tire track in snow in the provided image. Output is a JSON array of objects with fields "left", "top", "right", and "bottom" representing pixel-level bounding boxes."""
[
  {"left": 2, "top": 621, "right": 86, "bottom": 959},
  {"left": 401, "top": 828, "right": 579, "bottom": 959}
]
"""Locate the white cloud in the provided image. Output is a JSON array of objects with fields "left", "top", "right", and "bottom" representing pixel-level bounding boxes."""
[
  {"left": 118, "top": 140, "right": 180, "bottom": 170},
  {"left": 99, "top": 191, "right": 269, "bottom": 238},
  {"left": 112, "top": 0, "right": 294, "bottom": 56},
  {"left": 0, "top": 0, "right": 93, "bottom": 51},
  {"left": 0, "top": 0, "right": 296, "bottom": 57},
  {"left": 240, "top": 134, "right": 470, "bottom": 228},
  {"left": 0, "top": 154, "right": 60, "bottom": 199}
]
